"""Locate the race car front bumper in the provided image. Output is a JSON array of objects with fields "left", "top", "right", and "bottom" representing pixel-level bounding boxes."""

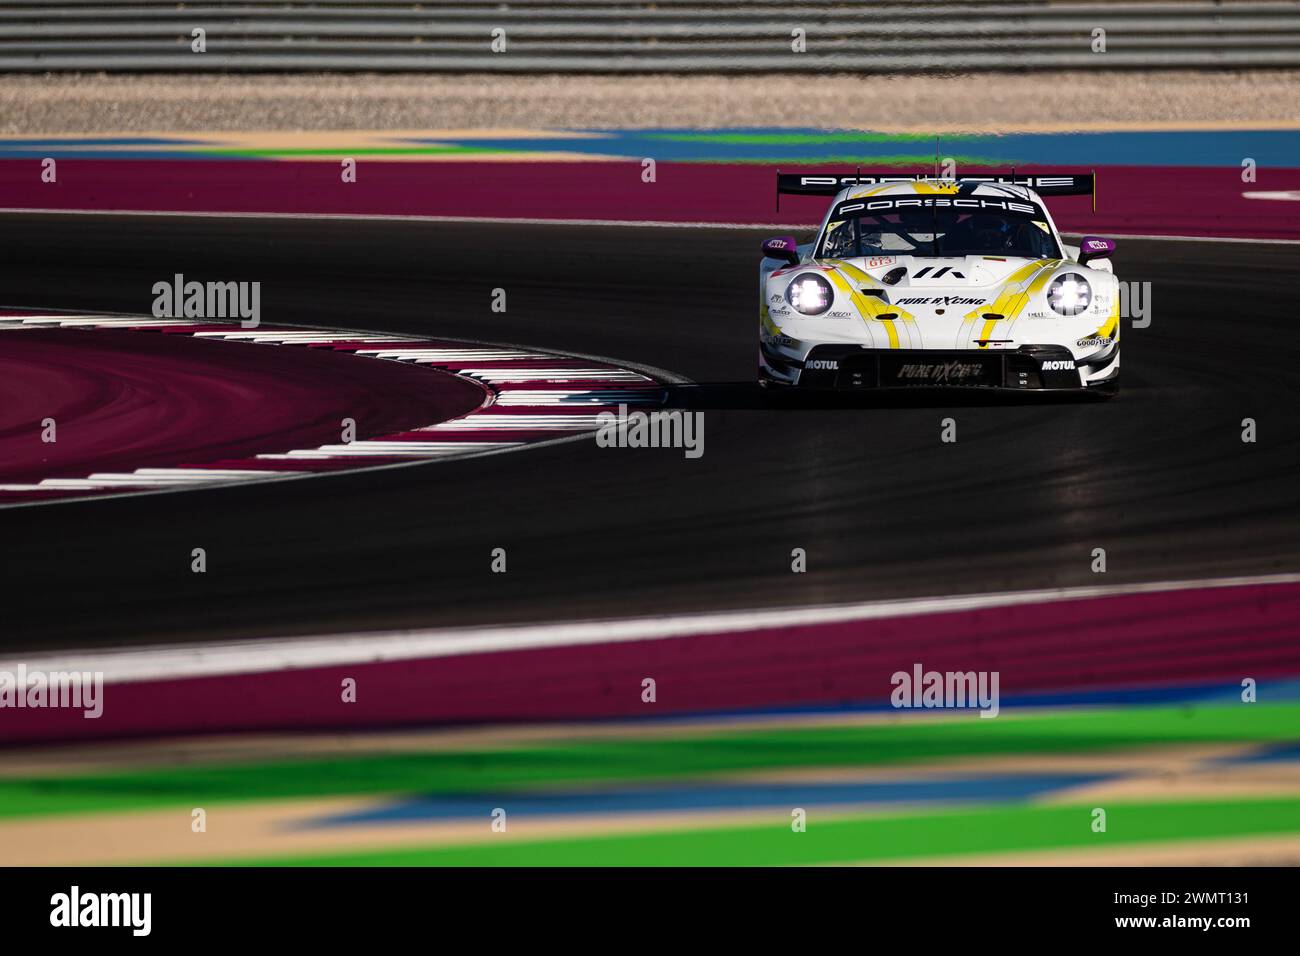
[{"left": 763, "top": 344, "right": 1102, "bottom": 391}]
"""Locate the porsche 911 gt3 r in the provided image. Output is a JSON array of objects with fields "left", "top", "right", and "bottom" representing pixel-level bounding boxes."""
[{"left": 759, "top": 173, "right": 1119, "bottom": 396}]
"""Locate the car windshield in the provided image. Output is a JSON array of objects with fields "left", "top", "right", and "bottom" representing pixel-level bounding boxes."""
[{"left": 819, "top": 206, "right": 1060, "bottom": 260}]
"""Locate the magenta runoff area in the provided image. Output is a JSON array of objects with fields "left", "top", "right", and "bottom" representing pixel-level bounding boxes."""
[
  {"left": 4, "top": 125, "right": 1299, "bottom": 236},
  {"left": 0, "top": 158, "right": 1298, "bottom": 239},
  {"left": 0, "top": 325, "right": 485, "bottom": 486},
  {"left": 0, "top": 312, "right": 667, "bottom": 503},
  {"left": 4, "top": 576, "right": 1299, "bottom": 744}
]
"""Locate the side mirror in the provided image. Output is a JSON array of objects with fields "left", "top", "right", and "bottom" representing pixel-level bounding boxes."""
[
  {"left": 1078, "top": 236, "right": 1116, "bottom": 265},
  {"left": 762, "top": 235, "right": 800, "bottom": 266}
]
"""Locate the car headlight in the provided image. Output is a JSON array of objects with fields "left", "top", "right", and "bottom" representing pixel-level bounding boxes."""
[
  {"left": 785, "top": 274, "right": 834, "bottom": 315},
  {"left": 1047, "top": 273, "right": 1092, "bottom": 316}
]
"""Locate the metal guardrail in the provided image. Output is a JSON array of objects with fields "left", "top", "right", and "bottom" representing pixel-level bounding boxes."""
[{"left": 3, "top": 1, "right": 1299, "bottom": 72}]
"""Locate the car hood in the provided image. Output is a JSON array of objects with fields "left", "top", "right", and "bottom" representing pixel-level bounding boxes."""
[{"left": 836, "top": 254, "right": 1053, "bottom": 290}]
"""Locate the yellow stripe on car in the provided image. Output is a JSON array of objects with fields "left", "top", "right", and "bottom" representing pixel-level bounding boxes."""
[
  {"left": 760, "top": 304, "right": 784, "bottom": 338},
  {"left": 848, "top": 183, "right": 900, "bottom": 200},
  {"left": 841, "top": 260, "right": 918, "bottom": 348},
  {"left": 1093, "top": 294, "right": 1121, "bottom": 340},
  {"left": 827, "top": 259, "right": 920, "bottom": 348},
  {"left": 965, "top": 259, "right": 1063, "bottom": 345},
  {"left": 976, "top": 316, "right": 1000, "bottom": 348},
  {"left": 911, "top": 181, "right": 960, "bottom": 195}
]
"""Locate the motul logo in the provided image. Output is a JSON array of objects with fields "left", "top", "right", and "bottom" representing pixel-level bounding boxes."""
[{"left": 1042, "top": 360, "right": 1075, "bottom": 371}]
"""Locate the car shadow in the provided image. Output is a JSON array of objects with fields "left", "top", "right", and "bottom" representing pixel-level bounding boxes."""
[{"left": 665, "top": 382, "right": 1110, "bottom": 410}]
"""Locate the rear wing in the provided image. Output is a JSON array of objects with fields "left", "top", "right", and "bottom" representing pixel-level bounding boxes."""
[{"left": 776, "top": 170, "right": 1096, "bottom": 211}]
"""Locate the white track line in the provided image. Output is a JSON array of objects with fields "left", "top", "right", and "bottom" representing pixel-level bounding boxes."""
[
  {"left": 137, "top": 468, "right": 290, "bottom": 478},
  {"left": 429, "top": 414, "right": 611, "bottom": 429},
  {"left": 355, "top": 348, "right": 538, "bottom": 360},
  {"left": 0, "top": 316, "right": 198, "bottom": 328},
  {"left": 493, "top": 390, "right": 662, "bottom": 406},
  {"left": 193, "top": 332, "right": 418, "bottom": 344},
  {"left": 263, "top": 441, "right": 522, "bottom": 458},
  {"left": 0, "top": 467, "right": 311, "bottom": 491},
  {"left": 255, "top": 441, "right": 520, "bottom": 460},
  {"left": 7, "top": 572, "right": 1299, "bottom": 685},
  {"left": 83, "top": 474, "right": 233, "bottom": 485},
  {"left": 460, "top": 369, "right": 650, "bottom": 382},
  {"left": 0, "top": 319, "right": 120, "bottom": 327}
]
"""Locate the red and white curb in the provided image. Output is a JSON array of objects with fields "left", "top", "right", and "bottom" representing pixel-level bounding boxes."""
[{"left": 0, "top": 311, "right": 667, "bottom": 503}]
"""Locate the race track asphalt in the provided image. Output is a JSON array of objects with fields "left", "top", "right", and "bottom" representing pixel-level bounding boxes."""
[{"left": 1, "top": 213, "right": 1298, "bottom": 652}]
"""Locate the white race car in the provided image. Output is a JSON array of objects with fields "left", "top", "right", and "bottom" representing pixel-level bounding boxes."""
[{"left": 759, "top": 173, "right": 1119, "bottom": 396}]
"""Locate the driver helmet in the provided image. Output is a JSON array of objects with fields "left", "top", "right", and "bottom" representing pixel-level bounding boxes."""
[
  {"left": 969, "top": 214, "right": 1011, "bottom": 249},
  {"left": 898, "top": 208, "right": 933, "bottom": 236}
]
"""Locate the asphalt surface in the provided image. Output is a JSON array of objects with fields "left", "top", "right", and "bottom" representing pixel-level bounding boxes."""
[{"left": 2, "top": 213, "right": 1298, "bottom": 653}]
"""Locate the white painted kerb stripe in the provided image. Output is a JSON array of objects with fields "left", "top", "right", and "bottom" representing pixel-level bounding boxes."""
[{"left": 6, "top": 572, "right": 1298, "bottom": 686}]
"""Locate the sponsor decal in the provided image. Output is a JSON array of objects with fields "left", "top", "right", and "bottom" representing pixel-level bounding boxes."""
[
  {"left": 1042, "top": 360, "right": 1075, "bottom": 371},
  {"left": 867, "top": 256, "right": 897, "bottom": 268},
  {"left": 1076, "top": 336, "right": 1113, "bottom": 349},
  {"left": 910, "top": 266, "right": 966, "bottom": 280},
  {"left": 894, "top": 296, "right": 985, "bottom": 306},
  {"left": 766, "top": 334, "right": 799, "bottom": 348},
  {"left": 793, "top": 173, "right": 1084, "bottom": 192},
  {"left": 835, "top": 197, "right": 1039, "bottom": 217},
  {"left": 806, "top": 359, "right": 839, "bottom": 370},
  {"left": 826, "top": 310, "right": 854, "bottom": 319},
  {"left": 896, "top": 360, "right": 986, "bottom": 383}
]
